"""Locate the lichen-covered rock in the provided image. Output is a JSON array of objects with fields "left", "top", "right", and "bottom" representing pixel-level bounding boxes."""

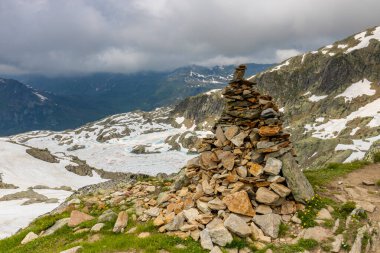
[{"left": 280, "top": 152, "right": 314, "bottom": 203}]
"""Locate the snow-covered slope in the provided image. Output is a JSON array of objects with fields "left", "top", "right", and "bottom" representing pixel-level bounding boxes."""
[
  {"left": 10, "top": 108, "right": 211, "bottom": 176},
  {"left": 0, "top": 91, "right": 219, "bottom": 239},
  {"left": 0, "top": 139, "right": 106, "bottom": 239}
]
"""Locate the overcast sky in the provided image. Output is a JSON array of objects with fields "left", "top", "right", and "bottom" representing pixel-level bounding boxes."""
[{"left": 0, "top": 0, "right": 379, "bottom": 75}]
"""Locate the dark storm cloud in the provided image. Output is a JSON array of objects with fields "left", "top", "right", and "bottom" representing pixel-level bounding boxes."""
[{"left": 0, "top": 0, "right": 379, "bottom": 74}]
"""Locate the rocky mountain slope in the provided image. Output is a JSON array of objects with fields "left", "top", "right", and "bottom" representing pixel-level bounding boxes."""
[
  {"left": 0, "top": 63, "right": 271, "bottom": 136},
  {"left": 7, "top": 63, "right": 271, "bottom": 128},
  {"left": 175, "top": 25, "right": 380, "bottom": 169},
  {"left": 247, "top": 25, "right": 380, "bottom": 168},
  {"left": 0, "top": 78, "right": 104, "bottom": 136}
]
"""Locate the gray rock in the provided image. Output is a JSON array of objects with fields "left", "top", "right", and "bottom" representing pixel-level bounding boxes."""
[
  {"left": 255, "top": 187, "right": 280, "bottom": 205},
  {"left": 197, "top": 200, "right": 211, "bottom": 213},
  {"left": 145, "top": 207, "right": 161, "bottom": 217},
  {"left": 301, "top": 226, "right": 332, "bottom": 242},
  {"left": 253, "top": 214, "right": 282, "bottom": 238},
  {"left": 261, "top": 108, "right": 278, "bottom": 118},
  {"left": 208, "top": 198, "right": 226, "bottom": 210},
  {"left": 350, "top": 225, "right": 368, "bottom": 253},
  {"left": 280, "top": 152, "right": 314, "bottom": 203},
  {"left": 113, "top": 211, "right": 128, "bottom": 233},
  {"left": 21, "top": 232, "right": 38, "bottom": 244},
  {"left": 90, "top": 223, "right": 105, "bottom": 232},
  {"left": 166, "top": 213, "right": 185, "bottom": 231},
  {"left": 263, "top": 158, "right": 282, "bottom": 175},
  {"left": 42, "top": 218, "right": 70, "bottom": 236},
  {"left": 331, "top": 234, "right": 343, "bottom": 252},
  {"left": 60, "top": 246, "right": 83, "bottom": 253},
  {"left": 208, "top": 224, "right": 233, "bottom": 246},
  {"left": 270, "top": 183, "right": 291, "bottom": 197},
  {"left": 224, "top": 214, "right": 251, "bottom": 237},
  {"left": 210, "top": 246, "right": 223, "bottom": 253},
  {"left": 256, "top": 205, "right": 272, "bottom": 215},
  {"left": 156, "top": 192, "right": 171, "bottom": 205},
  {"left": 236, "top": 166, "right": 248, "bottom": 178},
  {"left": 183, "top": 208, "right": 199, "bottom": 222},
  {"left": 316, "top": 208, "right": 332, "bottom": 220},
  {"left": 256, "top": 141, "right": 275, "bottom": 150},
  {"left": 231, "top": 131, "right": 249, "bottom": 147},
  {"left": 98, "top": 209, "right": 117, "bottom": 222},
  {"left": 200, "top": 229, "right": 213, "bottom": 250}
]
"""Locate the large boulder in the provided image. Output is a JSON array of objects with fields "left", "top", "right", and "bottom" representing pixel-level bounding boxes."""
[
  {"left": 68, "top": 211, "right": 94, "bottom": 227},
  {"left": 113, "top": 211, "right": 128, "bottom": 233},
  {"left": 280, "top": 152, "right": 314, "bottom": 203},
  {"left": 21, "top": 232, "right": 38, "bottom": 244},
  {"left": 42, "top": 218, "right": 70, "bottom": 236}
]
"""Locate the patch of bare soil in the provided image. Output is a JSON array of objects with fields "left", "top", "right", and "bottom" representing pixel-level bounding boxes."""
[{"left": 326, "top": 164, "right": 380, "bottom": 251}]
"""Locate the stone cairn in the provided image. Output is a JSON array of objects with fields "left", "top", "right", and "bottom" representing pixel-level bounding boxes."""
[{"left": 137, "top": 65, "right": 314, "bottom": 250}]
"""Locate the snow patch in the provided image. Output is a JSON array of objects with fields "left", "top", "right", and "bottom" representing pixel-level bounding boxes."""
[
  {"left": 33, "top": 92, "right": 48, "bottom": 102},
  {"left": 308, "top": 95, "right": 328, "bottom": 102},
  {"left": 175, "top": 116, "right": 185, "bottom": 124},
  {"left": 303, "top": 91, "right": 311, "bottom": 96},
  {"left": 270, "top": 60, "right": 290, "bottom": 72},
  {"left": 315, "top": 117, "right": 325, "bottom": 123},
  {"left": 337, "top": 44, "right": 348, "bottom": 49},
  {"left": 335, "top": 79, "right": 375, "bottom": 102},
  {"left": 335, "top": 135, "right": 380, "bottom": 162},
  {"left": 350, "top": 127, "right": 360, "bottom": 136},
  {"left": 304, "top": 98, "right": 380, "bottom": 139},
  {"left": 204, "top": 89, "right": 221, "bottom": 95},
  {"left": 301, "top": 54, "right": 307, "bottom": 63},
  {"left": 346, "top": 26, "right": 380, "bottom": 53}
]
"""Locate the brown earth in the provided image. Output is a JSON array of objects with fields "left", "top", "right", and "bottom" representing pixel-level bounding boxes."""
[{"left": 326, "top": 164, "right": 380, "bottom": 251}]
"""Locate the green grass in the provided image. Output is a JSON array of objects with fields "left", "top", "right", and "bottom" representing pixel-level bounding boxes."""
[
  {"left": 376, "top": 179, "right": 380, "bottom": 187},
  {"left": 0, "top": 212, "right": 69, "bottom": 252},
  {"left": 304, "top": 161, "right": 369, "bottom": 188},
  {"left": 278, "top": 223, "right": 289, "bottom": 238},
  {"left": 225, "top": 237, "right": 251, "bottom": 249},
  {"left": 0, "top": 215, "right": 206, "bottom": 253},
  {"left": 337, "top": 201, "right": 356, "bottom": 218},
  {"left": 373, "top": 152, "right": 380, "bottom": 163},
  {"left": 297, "top": 194, "right": 329, "bottom": 228},
  {"left": 257, "top": 239, "right": 319, "bottom": 253}
]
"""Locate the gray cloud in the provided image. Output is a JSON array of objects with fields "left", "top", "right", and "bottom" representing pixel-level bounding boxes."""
[{"left": 0, "top": 0, "right": 379, "bottom": 75}]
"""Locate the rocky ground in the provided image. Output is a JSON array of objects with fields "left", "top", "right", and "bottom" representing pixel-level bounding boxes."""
[{"left": 3, "top": 166, "right": 380, "bottom": 253}]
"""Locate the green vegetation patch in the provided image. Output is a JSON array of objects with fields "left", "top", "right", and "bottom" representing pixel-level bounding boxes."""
[
  {"left": 297, "top": 195, "right": 329, "bottom": 228},
  {"left": 304, "top": 161, "right": 369, "bottom": 188},
  {"left": 257, "top": 239, "right": 319, "bottom": 253}
]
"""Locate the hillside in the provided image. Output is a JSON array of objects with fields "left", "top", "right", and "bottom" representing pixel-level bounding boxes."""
[
  {"left": 11, "top": 63, "right": 272, "bottom": 119},
  {"left": 247, "top": 26, "right": 380, "bottom": 168},
  {"left": 0, "top": 78, "right": 104, "bottom": 136},
  {"left": 0, "top": 63, "right": 271, "bottom": 136}
]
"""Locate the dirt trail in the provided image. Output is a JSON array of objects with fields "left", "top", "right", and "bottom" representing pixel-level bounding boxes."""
[{"left": 326, "top": 164, "right": 380, "bottom": 252}]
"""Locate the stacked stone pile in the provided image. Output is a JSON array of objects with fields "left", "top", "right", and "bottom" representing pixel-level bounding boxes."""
[{"left": 136, "top": 65, "right": 314, "bottom": 250}]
